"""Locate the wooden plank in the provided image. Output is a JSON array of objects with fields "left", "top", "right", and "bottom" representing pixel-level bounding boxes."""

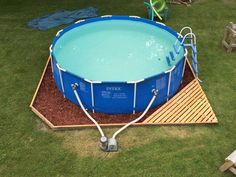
[
  {"left": 184, "top": 99, "right": 208, "bottom": 123},
  {"left": 52, "top": 122, "right": 153, "bottom": 130},
  {"left": 30, "top": 106, "right": 55, "bottom": 129},
  {"left": 151, "top": 86, "right": 202, "bottom": 123},
  {"left": 147, "top": 85, "right": 199, "bottom": 121},
  {"left": 201, "top": 110, "right": 215, "bottom": 122},
  {"left": 164, "top": 92, "right": 204, "bottom": 123},
  {"left": 51, "top": 118, "right": 218, "bottom": 130},
  {"left": 158, "top": 93, "right": 203, "bottom": 124},
  {"left": 196, "top": 107, "right": 213, "bottom": 123},
  {"left": 185, "top": 100, "right": 209, "bottom": 123},
  {"left": 219, "top": 160, "right": 234, "bottom": 172},
  {"left": 144, "top": 79, "right": 198, "bottom": 122},
  {"left": 185, "top": 82, "right": 217, "bottom": 123},
  {"left": 30, "top": 56, "right": 51, "bottom": 107},
  {"left": 163, "top": 87, "right": 202, "bottom": 118},
  {"left": 186, "top": 58, "right": 198, "bottom": 79},
  {"left": 181, "top": 98, "right": 207, "bottom": 123},
  {"left": 170, "top": 97, "right": 206, "bottom": 123},
  {"left": 186, "top": 100, "right": 207, "bottom": 122},
  {"left": 205, "top": 113, "right": 216, "bottom": 123},
  {"left": 207, "top": 112, "right": 218, "bottom": 123},
  {"left": 229, "top": 167, "right": 236, "bottom": 175},
  {"left": 146, "top": 80, "right": 199, "bottom": 123},
  {"left": 147, "top": 75, "right": 218, "bottom": 125},
  {"left": 201, "top": 100, "right": 217, "bottom": 122},
  {"left": 189, "top": 102, "right": 211, "bottom": 123},
  {"left": 182, "top": 80, "right": 213, "bottom": 123}
]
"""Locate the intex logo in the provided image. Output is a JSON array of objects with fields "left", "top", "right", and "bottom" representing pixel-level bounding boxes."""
[{"left": 106, "top": 87, "right": 121, "bottom": 91}]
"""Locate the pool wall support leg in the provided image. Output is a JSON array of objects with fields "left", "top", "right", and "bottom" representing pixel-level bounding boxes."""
[
  {"left": 49, "top": 45, "right": 54, "bottom": 78},
  {"left": 132, "top": 82, "right": 137, "bottom": 114},
  {"left": 90, "top": 82, "right": 95, "bottom": 113},
  {"left": 181, "top": 57, "right": 187, "bottom": 84},
  {"left": 50, "top": 56, "right": 54, "bottom": 78},
  {"left": 165, "top": 66, "right": 175, "bottom": 101},
  {"left": 167, "top": 72, "right": 171, "bottom": 101},
  {"left": 56, "top": 64, "right": 66, "bottom": 98}
]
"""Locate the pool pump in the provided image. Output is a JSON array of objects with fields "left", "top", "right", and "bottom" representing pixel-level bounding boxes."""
[{"left": 100, "top": 136, "right": 118, "bottom": 152}]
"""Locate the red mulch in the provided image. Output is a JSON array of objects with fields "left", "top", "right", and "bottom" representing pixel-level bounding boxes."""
[{"left": 33, "top": 62, "right": 194, "bottom": 126}]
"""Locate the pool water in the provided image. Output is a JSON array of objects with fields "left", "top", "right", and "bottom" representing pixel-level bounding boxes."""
[{"left": 53, "top": 20, "right": 184, "bottom": 82}]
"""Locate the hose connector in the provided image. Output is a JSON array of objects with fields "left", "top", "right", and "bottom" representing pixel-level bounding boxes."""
[
  {"left": 71, "top": 83, "right": 78, "bottom": 90},
  {"left": 152, "top": 89, "right": 158, "bottom": 96}
]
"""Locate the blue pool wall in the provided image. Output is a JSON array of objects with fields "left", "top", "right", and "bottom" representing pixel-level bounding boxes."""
[{"left": 50, "top": 15, "right": 186, "bottom": 114}]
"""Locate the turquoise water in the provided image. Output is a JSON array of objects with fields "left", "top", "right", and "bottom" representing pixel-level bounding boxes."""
[{"left": 53, "top": 19, "right": 185, "bottom": 82}]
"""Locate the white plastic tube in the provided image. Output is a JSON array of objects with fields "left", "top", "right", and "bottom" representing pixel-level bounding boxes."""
[
  {"left": 112, "top": 90, "right": 158, "bottom": 139},
  {"left": 180, "top": 32, "right": 196, "bottom": 45},
  {"left": 179, "top": 26, "right": 193, "bottom": 36},
  {"left": 72, "top": 84, "right": 105, "bottom": 137},
  {"left": 72, "top": 83, "right": 158, "bottom": 141}
]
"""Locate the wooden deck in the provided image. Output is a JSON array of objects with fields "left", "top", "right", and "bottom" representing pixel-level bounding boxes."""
[
  {"left": 30, "top": 57, "right": 218, "bottom": 130},
  {"left": 143, "top": 78, "right": 218, "bottom": 125}
]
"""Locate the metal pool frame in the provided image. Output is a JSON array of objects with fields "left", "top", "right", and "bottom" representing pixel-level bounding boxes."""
[{"left": 50, "top": 15, "right": 187, "bottom": 114}]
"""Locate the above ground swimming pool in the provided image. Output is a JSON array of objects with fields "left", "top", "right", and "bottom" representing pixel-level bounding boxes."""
[{"left": 50, "top": 15, "right": 187, "bottom": 114}]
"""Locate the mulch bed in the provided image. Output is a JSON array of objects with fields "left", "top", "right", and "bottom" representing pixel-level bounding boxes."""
[{"left": 33, "top": 62, "right": 194, "bottom": 126}]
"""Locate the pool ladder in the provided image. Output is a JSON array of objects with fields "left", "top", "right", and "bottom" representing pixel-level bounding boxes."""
[{"left": 173, "top": 27, "right": 200, "bottom": 80}]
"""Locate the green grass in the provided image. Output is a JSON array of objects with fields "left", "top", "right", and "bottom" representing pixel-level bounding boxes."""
[{"left": 0, "top": 0, "right": 236, "bottom": 176}]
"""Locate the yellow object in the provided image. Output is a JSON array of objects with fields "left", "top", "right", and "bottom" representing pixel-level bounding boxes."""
[{"left": 150, "top": 0, "right": 166, "bottom": 20}]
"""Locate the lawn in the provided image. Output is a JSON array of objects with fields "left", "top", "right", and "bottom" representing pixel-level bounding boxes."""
[{"left": 0, "top": 0, "right": 236, "bottom": 176}]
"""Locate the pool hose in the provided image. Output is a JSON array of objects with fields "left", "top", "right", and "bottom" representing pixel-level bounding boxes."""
[
  {"left": 72, "top": 83, "right": 105, "bottom": 137},
  {"left": 112, "top": 89, "right": 158, "bottom": 139},
  {"left": 72, "top": 83, "right": 158, "bottom": 152}
]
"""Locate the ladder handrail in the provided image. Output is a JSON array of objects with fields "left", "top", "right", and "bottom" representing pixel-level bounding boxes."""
[
  {"left": 174, "top": 27, "right": 200, "bottom": 80},
  {"left": 177, "top": 32, "right": 196, "bottom": 52},
  {"left": 181, "top": 32, "right": 196, "bottom": 45},
  {"left": 179, "top": 26, "right": 193, "bottom": 36},
  {"left": 175, "top": 26, "right": 193, "bottom": 45}
]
